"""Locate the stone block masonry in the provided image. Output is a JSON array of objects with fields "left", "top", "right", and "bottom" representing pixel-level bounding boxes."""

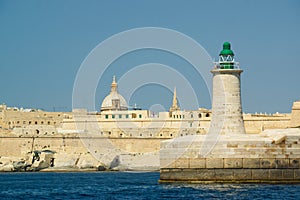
[
  {"left": 160, "top": 157, "right": 300, "bottom": 183},
  {"left": 160, "top": 168, "right": 300, "bottom": 183},
  {"left": 159, "top": 129, "right": 300, "bottom": 183}
]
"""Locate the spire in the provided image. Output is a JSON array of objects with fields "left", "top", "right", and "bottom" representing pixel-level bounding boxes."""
[
  {"left": 170, "top": 87, "right": 180, "bottom": 112},
  {"left": 111, "top": 75, "right": 117, "bottom": 92},
  {"left": 173, "top": 87, "right": 178, "bottom": 107}
]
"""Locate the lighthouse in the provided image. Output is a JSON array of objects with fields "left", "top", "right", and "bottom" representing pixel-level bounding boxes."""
[{"left": 209, "top": 42, "right": 246, "bottom": 135}]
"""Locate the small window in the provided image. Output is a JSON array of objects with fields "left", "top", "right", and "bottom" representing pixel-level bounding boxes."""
[
  {"left": 41, "top": 121, "right": 44, "bottom": 124},
  {"left": 126, "top": 114, "right": 129, "bottom": 118},
  {"left": 119, "top": 115, "right": 122, "bottom": 118},
  {"left": 183, "top": 115, "right": 185, "bottom": 119},
  {"left": 35, "top": 121, "right": 38, "bottom": 125},
  {"left": 105, "top": 115, "right": 109, "bottom": 119},
  {"left": 112, "top": 115, "right": 115, "bottom": 119},
  {"left": 170, "top": 134, "right": 173, "bottom": 137},
  {"left": 160, "top": 134, "right": 162, "bottom": 137},
  {"left": 139, "top": 114, "right": 142, "bottom": 118},
  {"left": 29, "top": 121, "right": 32, "bottom": 125},
  {"left": 47, "top": 121, "right": 50, "bottom": 125},
  {"left": 206, "top": 113, "right": 210, "bottom": 117},
  {"left": 191, "top": 114, "right": 193, "bottom": 118},
  {"left": 198, "top": 113, "right": 202, "bottom": 118},
  {"left": 17, "top": 121, "right": 20, "bottom": 124}
]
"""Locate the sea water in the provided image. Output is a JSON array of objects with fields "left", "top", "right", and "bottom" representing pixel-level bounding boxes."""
[{"left": 0, "top": 172, "right": 299, "bottom": 199}]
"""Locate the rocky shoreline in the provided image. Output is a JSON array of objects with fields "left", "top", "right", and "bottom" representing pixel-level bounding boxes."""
[
  {"left": 0, "top": 150, "right": 159, "bottom": 172},
  {"left": 0, "top": 155, "right": 107, "bottom": 172},
  {"left": 0, "top": 160, "right": 159, "bottom": 172},
  {"left": 0, "top": 133, "right": 161, "bottom": 173}
]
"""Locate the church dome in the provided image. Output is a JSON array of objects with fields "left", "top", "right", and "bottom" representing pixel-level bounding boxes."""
[{"left": 100, "top": 76, "right": 128, "bottom": 111}]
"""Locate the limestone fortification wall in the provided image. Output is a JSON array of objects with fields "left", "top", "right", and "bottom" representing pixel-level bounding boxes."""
[
  {"left": 0, "top": 103, "right": 297, "bottom": 137},
  {"left": 244, "top": 113, "right": 291, "bottom": 133},
  {"left": 0, "top": 131, "right": 162, "bottom": 171},
  {"left": 0, "top": 100, "right": 299, "bottom": 172},
  {"left": 0, "top": 105, "right": 69, "bottom": 130}
]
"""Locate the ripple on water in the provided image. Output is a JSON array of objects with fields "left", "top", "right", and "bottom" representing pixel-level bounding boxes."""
[{"left": 0, "top": 172, "right": 300, "bottom": 200}]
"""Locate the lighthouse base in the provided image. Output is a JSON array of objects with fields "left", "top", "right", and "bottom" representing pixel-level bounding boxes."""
[{"left": 159, "top": 128, "right": 300, "bottom": 183}]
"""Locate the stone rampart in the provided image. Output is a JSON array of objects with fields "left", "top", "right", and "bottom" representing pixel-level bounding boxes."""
[{"left": 0, "top": 134, "right": 163, "bottom": 172}]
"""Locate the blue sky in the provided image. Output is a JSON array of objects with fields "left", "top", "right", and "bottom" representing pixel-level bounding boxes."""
[{"left": 0, "top": 0, "right": 299, "bottom": 113}]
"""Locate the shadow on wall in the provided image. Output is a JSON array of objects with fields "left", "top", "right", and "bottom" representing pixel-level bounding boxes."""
[{"left": 109, "top": 155, "right": 120, "bottom": 169}]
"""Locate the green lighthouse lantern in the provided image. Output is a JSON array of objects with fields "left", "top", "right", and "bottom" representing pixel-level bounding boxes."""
[{"left": 219, "top": 42, "right": 235, "bottom": 69}]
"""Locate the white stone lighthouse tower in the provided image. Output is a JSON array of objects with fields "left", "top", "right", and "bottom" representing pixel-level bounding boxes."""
[{"left": 209, "top": 42, "right": 245, "bottom": 135}]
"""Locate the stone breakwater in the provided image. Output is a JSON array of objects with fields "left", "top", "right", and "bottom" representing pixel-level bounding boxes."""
[
  {"left": 160, "top": 128, "right": 300, "bottom": 183},
  {"left": 0, "top": 133, "right": 162, "bottom": 172}
]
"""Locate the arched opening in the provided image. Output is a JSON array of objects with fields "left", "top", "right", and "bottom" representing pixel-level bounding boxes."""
[{"left": 50, "top": 158, "right": 55, "bottom": 167}]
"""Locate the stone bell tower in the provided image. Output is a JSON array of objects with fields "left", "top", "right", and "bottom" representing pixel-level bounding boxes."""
[{"left": 209, "top": 42, "right": 246, "bottom": 135}]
